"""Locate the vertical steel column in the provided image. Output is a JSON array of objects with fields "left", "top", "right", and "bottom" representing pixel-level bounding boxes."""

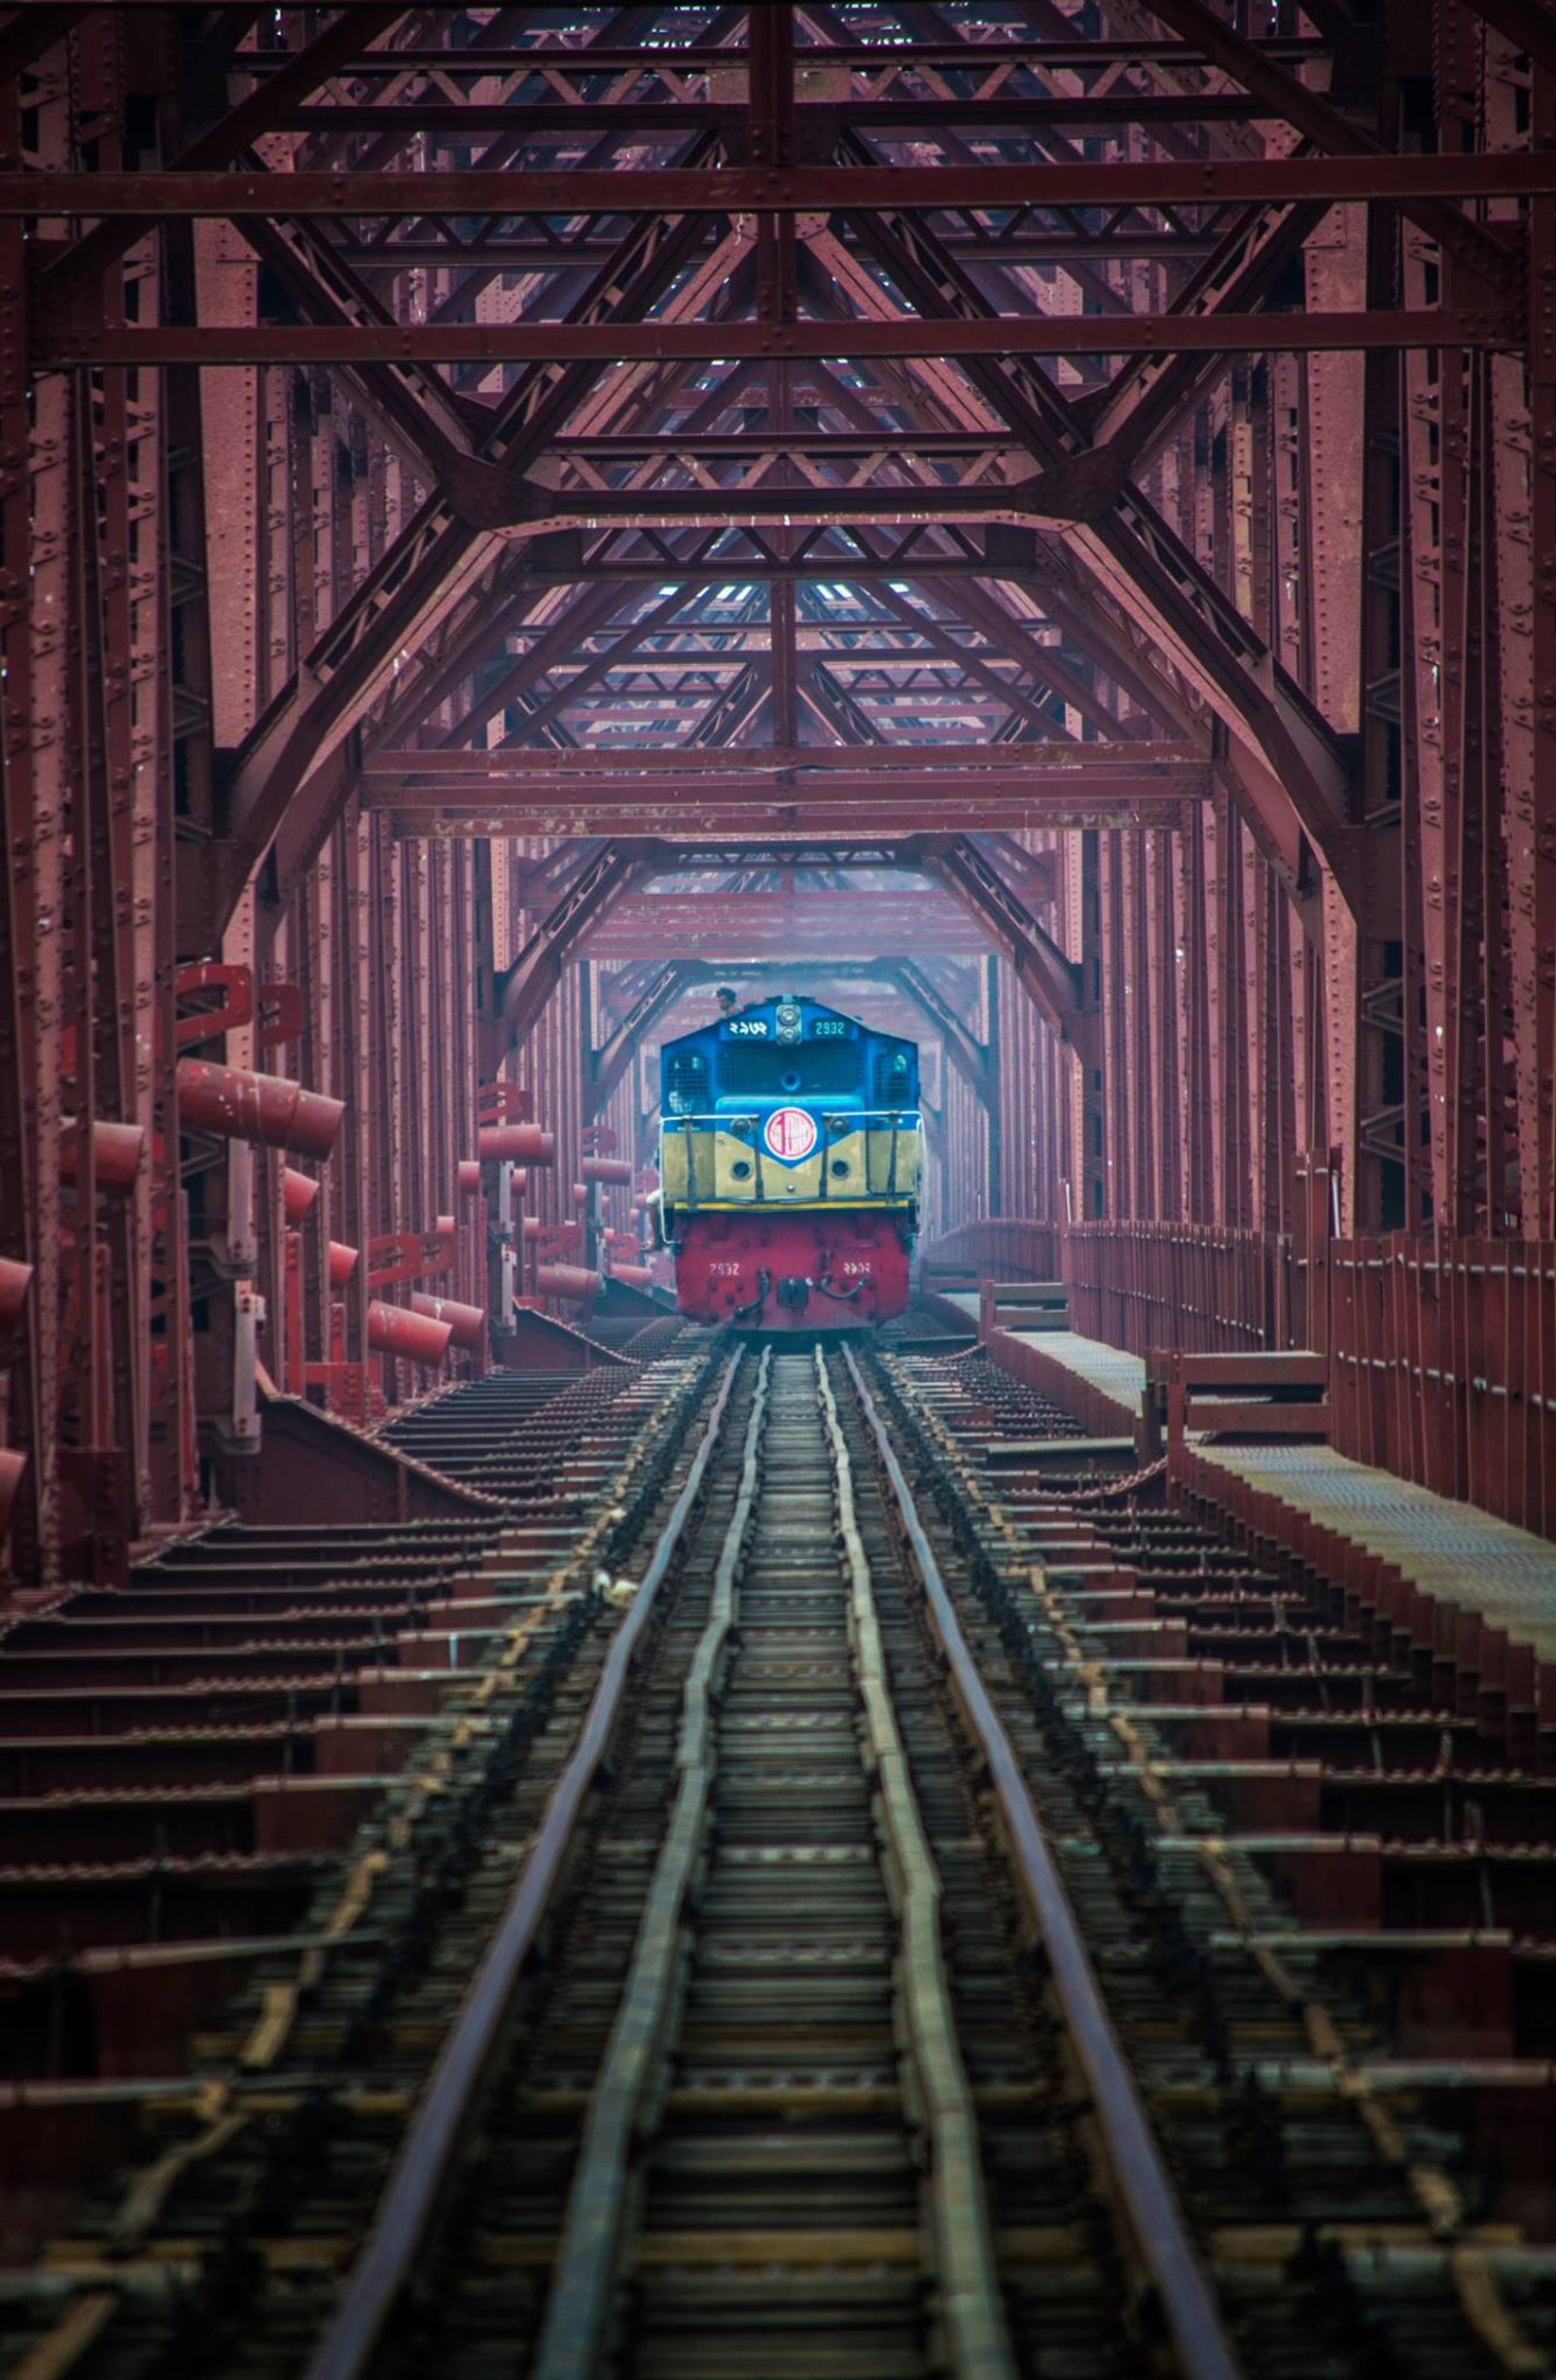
[
  {"left": 0, "top": 75, "right": 45, "bottom": 1576},
  {"left": 1506, "top": 67, "right": 1556, "bottom": 1236}
]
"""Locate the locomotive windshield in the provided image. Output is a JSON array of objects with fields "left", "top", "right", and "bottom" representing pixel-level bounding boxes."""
[
  {"left": 664, "top": 1049, "right": 709, "bottom": 1114},
  {"left": 872, "top": 1048, "right": 914, "bottom": 1108},
  {"left": 717, "top": 1042, "right": 861, "bottom": 1099}
]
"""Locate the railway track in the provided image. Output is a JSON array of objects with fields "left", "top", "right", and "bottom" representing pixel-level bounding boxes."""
[{"left": 4, "top": 1339, "right": 1554, "bottom": 2380}]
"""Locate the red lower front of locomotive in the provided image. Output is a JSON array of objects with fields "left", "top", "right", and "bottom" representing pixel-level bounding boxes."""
[{"left": 673, "top": 1209, "right": 911, "bottom": 1330}]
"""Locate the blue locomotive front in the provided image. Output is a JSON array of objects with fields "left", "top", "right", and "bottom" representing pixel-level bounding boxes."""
[{"left": 658, "top": 995, "right": 922, "bottom": 1330}]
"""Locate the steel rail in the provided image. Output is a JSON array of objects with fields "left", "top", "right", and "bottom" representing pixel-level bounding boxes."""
[
  {"left": 814, "top": 1349, "right": 1016, "bottom": 2380},
  {"left": 842, "top": 1346, "right": 1248, "bottom": 2380},
  {"left": 531, "top": 1348, "right": 772, "bottom": 2380},
  {"left": 301, "top": 1347, "right": 747, "bottom": 2380}
]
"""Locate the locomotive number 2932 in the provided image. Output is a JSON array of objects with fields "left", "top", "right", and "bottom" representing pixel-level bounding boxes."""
[{"left": 726, "top": 1018, "right": 768, "bottom": 1036}]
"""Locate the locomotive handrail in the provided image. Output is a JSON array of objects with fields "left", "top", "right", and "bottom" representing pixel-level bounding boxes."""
[{"left": 660, "top": 1106, "right": 921, "bottom": 1128}]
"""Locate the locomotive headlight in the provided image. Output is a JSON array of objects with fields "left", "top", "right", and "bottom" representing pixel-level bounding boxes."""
[{"left": 774, "top": 999, "right": 802, "bottom": 1044}]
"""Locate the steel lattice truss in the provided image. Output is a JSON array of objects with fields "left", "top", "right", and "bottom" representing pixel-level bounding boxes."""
[{"left": 3, "top": 0, "right": 1555, "bottom": 1577}]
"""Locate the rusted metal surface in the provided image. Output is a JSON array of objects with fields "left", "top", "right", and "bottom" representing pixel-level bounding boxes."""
[
  {"left": 1326, "top": 1239, "right": 1556, "bottom": 1539},
  {"left": 2, "top": 21, "right": 1556, "bottom": 2376},
  {"left": 1, "top": 0, "right": 1552, "bottom": 1936},
  {"left": 846, "top": 1345, "right": 1243, "bottom": 2380},
  {"left": 0, "top": 1351, "right": 687, "bottom": 2100},
  {"left": 14, "top": 155, "right": 1556, "bottom": 217},
  {"left": 1066, "top": 1223, "right": 1297, "bottom": 1356},
  {"left": 9, "top": 1338, "right": 1549, "bottom": 2373},
  {"left": 302, "top": 1346, "right": 742, "bottom": 2380}
]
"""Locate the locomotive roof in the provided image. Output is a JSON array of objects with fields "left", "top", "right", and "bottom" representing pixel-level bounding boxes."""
[{"left": 661, "top": 995, "right": 918, "bottom": 1059}]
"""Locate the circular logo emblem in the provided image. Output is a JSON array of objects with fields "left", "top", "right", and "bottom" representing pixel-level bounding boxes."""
[{"left": 763, "top": 1105, "right": 818, "bottom": 1161}]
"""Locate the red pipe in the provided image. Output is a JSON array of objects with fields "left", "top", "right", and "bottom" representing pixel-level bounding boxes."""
[
  {"left": 536, "top": 1263, "right": 599, "bottom": 1303},
  {"left": 520, "top": 1218, "right": 540, "bottom": 1243},
  {"left": 410, "top": 1291, "right": 485, "bottom": 1351},
  {"left": 367, "top": 1300, "right": 451, "bottom": 1365},
  {"left": 608, "top": 1262, "right": 654, "bottom": 1289},
  {"left": 283, "top": 1167, "right": 319, "bottom": 1225},
  {"left": 477, "top": 1124, "right": 554, "bottom": 1165},
  {"left": 59, "top": 1119, "right": 146, "bottom": 1189},
  {"left": 582, "top": 1156, "right": 633, "bottom": 1187},
  {"left": 328, "top": 1242, "right": 359, "bottom": 1288},
  {"left": 489, "top": 1126, "right": 550, "bottom": 1165},
  {"left": 457, "top": 1159, "right": 481, "bottom": 1198},
  {"left": 176, "top": 1058, "right": 344, "bottom": 1158},
  {"left": 0, "top": 1446, "right": 26, "bottom": 1540},
  {"left": 570, "top": 1183, "right": 588, "bottom": 1207},
  {"left": 0, "top": 1260, "right": 33, "bottom": 1338}
]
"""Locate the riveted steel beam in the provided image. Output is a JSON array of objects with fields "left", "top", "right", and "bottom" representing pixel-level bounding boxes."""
[
  {"left": 585, "top": 961, "right": 690, "bottom": 1116},
  {"left": 920, "top": 834, "right": 1098, "bottom": 1063},
  {"left": 10, "top": 157, "right": 1555, "bottom": 213},
  {"left": 32, "top": 311, "right": 1520, "bottom": 366},
  {"left": 483, "top": 841, "right": 649, "bottom": 1078}
]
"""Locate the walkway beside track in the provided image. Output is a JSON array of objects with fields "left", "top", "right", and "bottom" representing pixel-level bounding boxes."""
[
  {"left": 1177, "top": 1439, "right": 1556, "bottom": 1672},
  {"left": 975, "top": 1305, "right": 1556, "bottom": 1695},
  {"left": 928, "top": 1297, "right": 1147, "bottom": 1434},
  {"left": 983, "top": 1324, "right": 1147, "bottom": 1439}
]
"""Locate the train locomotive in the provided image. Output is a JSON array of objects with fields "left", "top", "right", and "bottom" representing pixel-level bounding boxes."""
[{"left": 657, "top": 995, "right": 922, "bottom": 1331}]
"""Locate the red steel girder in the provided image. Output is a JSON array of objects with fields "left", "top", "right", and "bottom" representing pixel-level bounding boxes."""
[
  {"left": 255, "top": 99, "right": 1334, "bottom": 135},
  {"left": 585, "top": 961, "right": 689, "bottom": 1118},
  {"left": 889, "top": 959, "right": 995, "bottom": 1100},
  {"left": 384, "top": 800, "right": 1189, "bottom": 838},
  {"left": 584, "top": 891, "right": 990, "bottom": 961},
  {"left": 262, "top": 41, "right": 1330, "bottom": 75},
  {"left": 35, "top": 8, "right": 407, "bottom": 305},
  {"left": 221, "top": 151, "right": 724, "bottom": 914},
  {"left": 836, "top": 187, "right": 1351, "bottom": 873},
  {"left": 366, "top": 744, "right": 1206, "bottom": 781},
  {"left": 0, "top": 6, "right": 90, "bottom": 84},
  {"left": 1138, "top": 0, "right": 1516, "bottom": 289},
  {"left": 1450, "top": 0, "right": 1556, "bottom": 74},
  {"left": 36, "top": 312, "right": 1520, "bottom": 366},
  {"left": 336, "top": 231, "right": 1234, "bottom": 272},
  {"left": 921, "top": 835, "right": 1095, "bottom": 1062},
  {"left": 12, "top": 157, "right": 1555, "bottom": 213},
  {"left": 483, "top": 841, "right": 647, "bottom": 1078},
  {"left": 368, "top": 756, "right": 1201, "bottom": 819}
]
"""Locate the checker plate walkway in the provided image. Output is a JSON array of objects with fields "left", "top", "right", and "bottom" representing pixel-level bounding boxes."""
[
  {"left": 984, "top": 1327, "right": 1148, "bottom": 1441},
  {"left": 1185, "top": 1440, "right": 1556, "bottom": 1668}
]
